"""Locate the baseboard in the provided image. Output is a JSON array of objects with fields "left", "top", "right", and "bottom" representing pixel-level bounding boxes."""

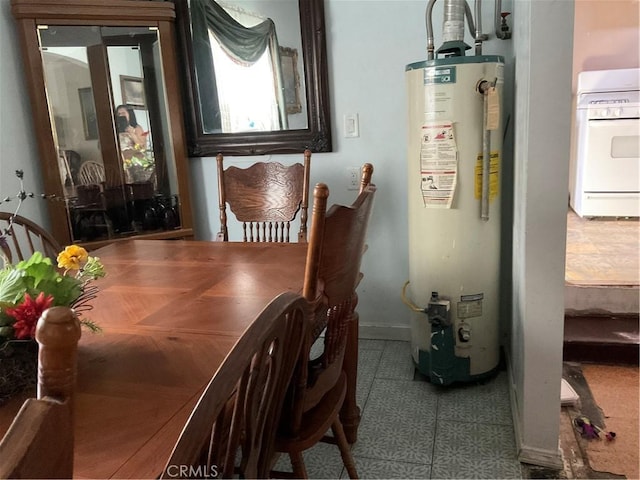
[
  {"left": 358, "top": 324, "right": 411, "bottom": 341},
  {"left": 506, "top": 352, "right": 564, "bottom": 470},
  {"left": 518, "top": 445, "right": 564, "bottom": 470}
]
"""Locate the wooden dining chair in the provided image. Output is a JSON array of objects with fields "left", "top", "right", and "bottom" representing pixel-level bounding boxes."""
[
  {"left": 0, "top": 307, "right": 82, "bottom": 479},
  {"left": 77, "top": 160, "right": 105, "bottom": 186},
  {"left": 216, "top": 150, "right": 311, "bottom": 242},
  {"left": 161, "top": 291, "right": 309, "bottom": 479},
  {"left": 0, "top": 212, "right": 62, "bottom": 265},
  {"left": 272, "top": 164, "right": 376, "bottom": 479}
]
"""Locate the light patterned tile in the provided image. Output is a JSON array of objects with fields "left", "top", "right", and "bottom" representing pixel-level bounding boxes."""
[
  {"left": 363, "top": 378, "right": 439, "bottom": 421},
  {"left": 286, "top": 335, "right": 520, "bottom": 480},
  {"left": 358, "top": 338, "right": 387, "bottom": 351},
  {"left": 431, "top": 455, "right": 523, "bottom": 479},
  {"left": 340, "top": 457, "right": 432, "bottom": 479},
  {"left": 433, "top": 420, "right": 518, "bottom": 461},
  {"left": 352, "top": 417, "right": 436, "bottom": 465},
  {"left": 375, "top": 341, "right": 415, "bottom": 380},
  {"left": 437, "top": 371, "right": 512, "bottom": 425},
  {"left": 357, "top": 348, "right": 383, "bottom": 409},
  {"left": 352, "top": 379, "right": 438, "bottom": 464},
  {"left": 272, "top": 442, "right": 345, "bottom": 479}
]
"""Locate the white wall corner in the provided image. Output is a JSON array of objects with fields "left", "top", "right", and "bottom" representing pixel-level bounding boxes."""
[{"left": 507, "top": 351, "right": 564, "bottom": 470}]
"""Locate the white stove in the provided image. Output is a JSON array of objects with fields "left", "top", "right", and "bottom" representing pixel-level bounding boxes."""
[{"left": 570, "top": 68, "right": 640, "bottom": 217}]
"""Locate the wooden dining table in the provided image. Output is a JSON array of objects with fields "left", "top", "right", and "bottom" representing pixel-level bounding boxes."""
[{"left": 0, "top": 239, "right": 362, "bottom": 479}]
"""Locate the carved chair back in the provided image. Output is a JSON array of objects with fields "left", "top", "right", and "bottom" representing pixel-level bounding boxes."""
[
  {"left": 0, "top": 212, "right": 62, "bottom": 265},
  {"left": 273, "top": 164, "right": 376, "bottom": 478},
  {"left": 216, "top": 150, "right": 311, "bottom": 242},
  {"left": 0, "top": 307, "right": 81, "bottom": 479},
  {"left": 161, "top": 292, "right": 309, "bottom": 479}
]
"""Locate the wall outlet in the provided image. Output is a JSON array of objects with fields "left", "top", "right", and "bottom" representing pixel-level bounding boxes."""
[{"left": 347, "top": 167, "right": 360, "bottom": 191}]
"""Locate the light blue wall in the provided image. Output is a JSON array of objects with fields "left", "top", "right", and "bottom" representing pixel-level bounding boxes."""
[
  {"left": 0, "top": 0, "right": 49, "bottom": 225},
  {"left": 0, "top": 0, "right": 570, "bottom": 463}
]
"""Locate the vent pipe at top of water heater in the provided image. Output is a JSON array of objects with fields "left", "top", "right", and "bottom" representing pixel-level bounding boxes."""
[
  {"left": 442, "top": 0, "right": 465, "bottom": 43},
  {"left": 425, "top": 0, "right": 482, "bottom": 60}
]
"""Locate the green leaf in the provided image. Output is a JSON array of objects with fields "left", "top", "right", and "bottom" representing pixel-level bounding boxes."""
[{"left": 0, "top": 267, "right": 28, "bottom": 304}]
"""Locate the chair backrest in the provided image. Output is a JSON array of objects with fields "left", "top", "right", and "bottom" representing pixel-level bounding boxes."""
[
  {"left": 284, "top": 164, "right": 376, "bottom": 432},
  {"left": 0, "top": 307, "right": 81, "bottom": 479},
  {"left": 216, "top": 150, "right": 311, "bottom": 242},
  {"left": 77, "top": 161, "right": 105, "bottom": 186},
  {"left": 0, "top": 212, "right": 62, "bottom": 266},
  {"left": 161, "top": 291, "right": 309, "bottom": 479}
]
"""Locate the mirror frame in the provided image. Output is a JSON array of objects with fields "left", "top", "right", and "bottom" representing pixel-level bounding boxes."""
[
  {"left": 173, "top": 0, "right": 332, "bottom": 156},
  {"left": 10, "top": 0, "right": 194, "bottom": 247}
]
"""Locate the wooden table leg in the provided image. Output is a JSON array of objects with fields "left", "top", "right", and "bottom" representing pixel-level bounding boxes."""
[{"left": 340, "top": 310, "right": 361, "bottom": 444}]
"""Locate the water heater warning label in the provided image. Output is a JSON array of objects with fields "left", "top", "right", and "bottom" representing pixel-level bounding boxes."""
[
  {"left": 419, "top": 122, "right": 458, "bottom": 208},
  {"left": 474, "top": 151, "right": 500, "bottom": 201},
  {"left": 458, "top": 298, "right": 483, "bottom": 319}
]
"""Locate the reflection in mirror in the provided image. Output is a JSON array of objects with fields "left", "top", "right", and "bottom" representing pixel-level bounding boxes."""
[
  {"left": 38, "top": 25, "right": 182, "bottom": 243},
  {"left": 192, "top": 0, "right": 292, "bottom": 133},
  {"left": 174, "top": 0, "right": 331, "bottom": 156}
]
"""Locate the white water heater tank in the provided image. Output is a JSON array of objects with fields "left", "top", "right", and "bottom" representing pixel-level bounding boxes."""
[{"left": 406, "top": 56, "right": 504, "bottom": 384}]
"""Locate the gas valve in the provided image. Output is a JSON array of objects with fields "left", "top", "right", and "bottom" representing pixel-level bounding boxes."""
[
  {"left": 458, "top": 324, "right": 472, "bottom": 342},
  {"left": 499, "top": 12, "right": 512, "bottom": 39},
  {"left": 427, "top": 291, "right": 451, "bottom": 327}
]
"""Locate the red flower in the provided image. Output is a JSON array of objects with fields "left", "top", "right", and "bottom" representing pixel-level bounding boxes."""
[{"left": 5, "top": 292, "right": 54, "bottom": 340}]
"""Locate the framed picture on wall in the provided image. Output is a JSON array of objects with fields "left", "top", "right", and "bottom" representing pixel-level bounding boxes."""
[
  {"left": 120, "top": 75, "right": 146, "bottom": 108},
  {"left": 78, "top": 87, "right": 98, "bottom": 140},
  {"left": 279, "top": 47, "right": 302, "bottom": 114}
]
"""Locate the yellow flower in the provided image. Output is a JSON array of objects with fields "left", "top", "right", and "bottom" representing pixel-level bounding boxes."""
[{"left": 57, "top": 245, "right": 89, "bottom": 271}]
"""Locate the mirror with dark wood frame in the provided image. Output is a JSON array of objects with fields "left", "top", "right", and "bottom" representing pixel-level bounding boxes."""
[{"left": 173, "top": 0, "right": 332, "bottom": 156}]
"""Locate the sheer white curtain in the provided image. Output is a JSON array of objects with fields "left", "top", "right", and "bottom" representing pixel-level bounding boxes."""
[
  {"left": 208, "top": 5, "right": 279, "bottom": 133},
  {"left": 209, "top": 31, "right": 279, "bottom": 133}
]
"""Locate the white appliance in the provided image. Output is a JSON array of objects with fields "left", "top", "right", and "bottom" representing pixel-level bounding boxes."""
[
  {"left": 570, "top": 68, "right": 640, "bottom": 217},
  {"left": 406, "top": 57, "right": 504, "bottom": 384}
]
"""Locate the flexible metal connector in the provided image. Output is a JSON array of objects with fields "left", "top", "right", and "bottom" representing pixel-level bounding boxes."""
[
  {"left": 425, "top": 0, "right": 437, "bottom": 60},
  {"left": 465, "top": 1, "right": 477, "bottom": 42},
  {"left": 474, "top": 0, "right": 482, "bottom": 55}
]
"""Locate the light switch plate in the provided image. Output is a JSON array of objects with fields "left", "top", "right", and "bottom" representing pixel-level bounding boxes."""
[{"left": 343, "top": 113, "right": 359, "bottom": 138}]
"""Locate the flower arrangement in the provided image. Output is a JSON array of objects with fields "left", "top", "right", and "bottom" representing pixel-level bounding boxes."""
[
  {"left": 0, "top": 245, "right": 106, "bottom": 344},
  {"left": 0, "top": 245, "right": 105, "bottom": 402},
  {"left": 1, "top": 170, "right": 107, "bottom": 400}
]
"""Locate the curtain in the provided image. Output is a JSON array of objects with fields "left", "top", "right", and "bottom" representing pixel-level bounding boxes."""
[{"left": 190, "top": 0, "right": 288, "bottom": 132}]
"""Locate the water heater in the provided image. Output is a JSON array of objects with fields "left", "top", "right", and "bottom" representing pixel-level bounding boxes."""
[{"left": 405, "top": 56, "right": 504, "bottom": 385}]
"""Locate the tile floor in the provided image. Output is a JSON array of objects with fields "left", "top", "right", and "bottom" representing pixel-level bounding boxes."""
[{"left": 275, "top": 339, "right": 522, "bottom": 479}]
